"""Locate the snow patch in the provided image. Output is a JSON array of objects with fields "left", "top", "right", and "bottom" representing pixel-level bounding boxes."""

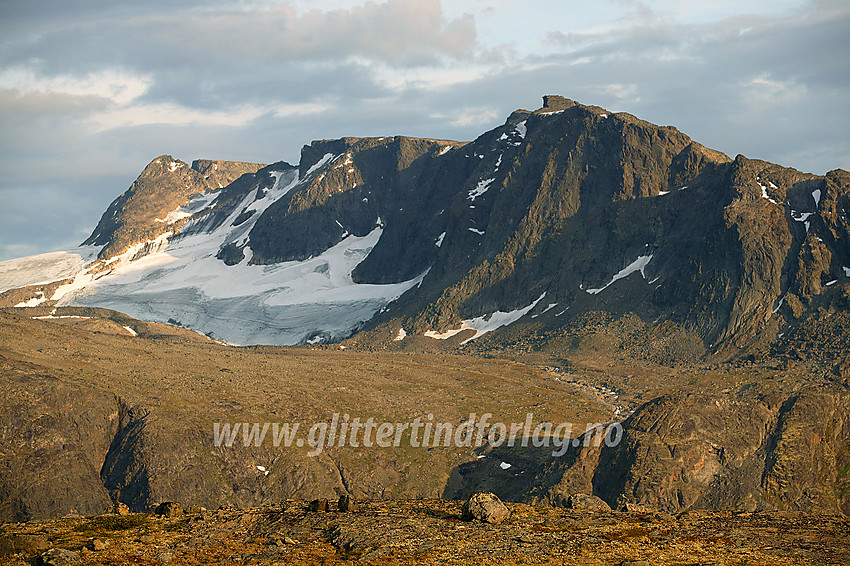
[
  {"left": 304, "top": 153, "right": 335, "bottom": 178},
  {"left": 15, "top": 292, "right": 47, "bottom": 307},
  {"left": 541, "top": 302, "right": 558, "bottom": 314},
  {"left": 468, "top": 228, "right": 485, "bottom": 235},
  {"left": 394, "top": 327, "right": 406, "bottom": 341},
  {"left": 586, "top": 255, "right": 653, "bottom": 295},
  {"left": 438, "top": 145, "right": 452, "bottom": 156},
  {"left": 468, "top": 178, "right": 494, "bottom": 201},
  {"left": 424, "top": 293, "right": 546, "bottom": 344},
  {"left": 435, "top": 232, "right": 446, "bottom": 248},
  {"left": 123, "top": 325, "right": 137, "bottom": 336},
  {"left": 812, "top": 188, "right": 822, "bottom": 207},
  {"left": 0, "top": 248, "right": 99, "bottom": 294},
  {"left": 156, "top": 189, "right": 221, "bottom": 226},
  {"left": 243, "top": 171, "right": 299, "bottom": 219},
  {"left": 155, "top": 209, "right": 192, "bottom": 224},
  {"left": 757, "top": 178, "right": 778, "bottom": 204},
  {"left": 773, "top": 294, "right": 786, "bottom": 313},
  {"left": 514, "top": 120, "right": 527, "bottom": 139},
  {"left": 790, "top": 209, "right": 814, "bottom": 232},
  {"left": 499, "top": 462, "right": 512, "bottom": 470}
]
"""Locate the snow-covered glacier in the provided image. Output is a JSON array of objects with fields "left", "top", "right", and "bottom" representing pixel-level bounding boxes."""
[{"left": 1, "top": 164, "right": 426, "bottom": 346}]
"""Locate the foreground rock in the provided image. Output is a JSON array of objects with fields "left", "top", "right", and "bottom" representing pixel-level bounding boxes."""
[
  {"left": 0, "top": 500, "right": 846, "bottom": 565},
  {"left": 461, "top": 492, "right": 510, "bottom": 524},
  {"left": 39, "top": 548, "right": 80, "bottom": 565}
]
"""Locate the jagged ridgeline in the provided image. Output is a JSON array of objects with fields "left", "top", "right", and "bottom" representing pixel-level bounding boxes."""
[{"left": 2, "top": 95, "right": 848, "bottom": 358}]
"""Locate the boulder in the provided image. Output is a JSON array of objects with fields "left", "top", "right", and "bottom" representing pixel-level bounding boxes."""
[
  {"left": 87, "top": 538, "right": 109, "bottom": 551},
  {"left": 338, "top": 494, "right": 352, "bottom": 512},
  {"left": 462, "top": 492, "right": 510, "bottom": 525},
  {"left": 308, "top": 499, "right": 329, "bottom": 512},
  {"left": 39, "top": 548, "right": 81, "bottom": 565},
  {"left": 155, "top": 502, "right": 183, "bottom": 518},
  {"left": 564, "top": 493, "right": 611, "bottom": 511}
]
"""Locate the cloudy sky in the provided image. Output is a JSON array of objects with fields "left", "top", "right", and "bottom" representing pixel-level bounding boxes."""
[{"left": 0, "top": 0, "right": 847, "bottom": 261}]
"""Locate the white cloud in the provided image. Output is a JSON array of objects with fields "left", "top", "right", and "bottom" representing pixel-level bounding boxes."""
[
  {"left": 431, "top": 106, "right": 501, "bottom": 128},
  {"left": 271, "top": 101, "right": 334, "bottom": 118},
  {"left": 88, "top": 102, "right": 265, "bottom": 131},
  {"left": 593, "top": 83, "right": 639, "bottom": 100},
  {"left": 0, "top": 67, "right": 151, "bottom": 105},
  {"left": 742, "top": 72, "right": 807, "bottom": 105},
  {"left": 372, "top": 63, "right": 494, "bottom": 92}
]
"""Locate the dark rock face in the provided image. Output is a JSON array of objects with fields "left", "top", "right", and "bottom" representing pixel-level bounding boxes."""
[
  {"left": 238, "top": 96, "right": 844, "bottom": 358},
  {"left": 248, "top": 136, "right": 458, "bottom": 285}
]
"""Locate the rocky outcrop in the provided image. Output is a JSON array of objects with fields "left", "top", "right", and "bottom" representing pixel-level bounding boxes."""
[
  {"left": 533, "top": 388, "right": 850, "bottom": 514},
  {"left": 0, "top": 364, "right": 117, "bottom": 521},
  {"left": 83, "top": 156, "right": 264, "bottom": 262}
]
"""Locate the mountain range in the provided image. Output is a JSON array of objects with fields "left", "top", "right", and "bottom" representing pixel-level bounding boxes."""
[
  {"left": 1, "top": 95, "right": 848, "bottom": 362},
  {"left": 1, "top": 96, "right": 849, "bottom": 523}
]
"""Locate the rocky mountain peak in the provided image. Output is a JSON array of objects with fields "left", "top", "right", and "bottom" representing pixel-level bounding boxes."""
[
  {"left": 82, "top": 156, "right": 265, "bottom": 262},
  {"left": 3, "top": 95, "right": 847, "bottom": 358},
  {"left": 540, "top": 94, "right": 579, "bottom": 112}
]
